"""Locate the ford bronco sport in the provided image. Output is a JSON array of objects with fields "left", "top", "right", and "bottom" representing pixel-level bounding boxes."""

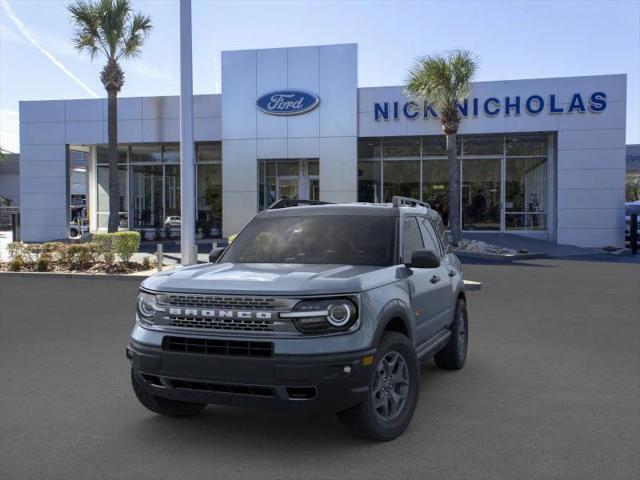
[{"left": 127, "top": 196, "right": 468, "bottom": 441}]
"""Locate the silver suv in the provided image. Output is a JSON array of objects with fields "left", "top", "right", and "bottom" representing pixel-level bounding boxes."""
[{"left": 127, "top": 197, "right": 468, "bottom": 441}]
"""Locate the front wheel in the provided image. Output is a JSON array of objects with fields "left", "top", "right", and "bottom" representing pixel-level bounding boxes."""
[
  {"left": 338, "top": 332, "right": 419, "bottom": 442},
  {"left": 434, "top": 298, "right": 468, "bottom": 370},
  {"left": 131, "top": 369, "right": 206, "bottom": 417}
]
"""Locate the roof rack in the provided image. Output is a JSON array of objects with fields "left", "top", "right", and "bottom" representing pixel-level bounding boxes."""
[
  {"left": 268, "top": 198, "right": 333, "bottom": 210},
  {"left": 391, "top": 196, "right": 431, "bottom": 209}
]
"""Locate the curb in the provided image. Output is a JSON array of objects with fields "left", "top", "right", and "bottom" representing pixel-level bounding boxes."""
[
  {"left": 0, "top": 271, "right": 149, "bottom": 281},
  {"left": 463, "top": 280, "right": 482, "bottom": 291},
  {"left": 455, "top": 250, "right": 550, "bottom": 263}
]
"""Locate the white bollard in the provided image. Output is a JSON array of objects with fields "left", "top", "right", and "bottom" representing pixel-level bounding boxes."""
[{"left": 156, "top": 244, "right": 163, "bottom": 272}]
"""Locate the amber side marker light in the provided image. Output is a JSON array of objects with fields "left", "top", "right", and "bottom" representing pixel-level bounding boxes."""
[{"left": 362, "top": 355, "right": 374, "bottom": 366}]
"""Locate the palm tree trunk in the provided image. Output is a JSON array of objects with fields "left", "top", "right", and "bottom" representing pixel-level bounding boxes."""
[
  {"left": 447, "top": 132, "right": 462, "bottom": 244},
  {"left": 107, "top": 89, "right": 119, "bottom": 233}
]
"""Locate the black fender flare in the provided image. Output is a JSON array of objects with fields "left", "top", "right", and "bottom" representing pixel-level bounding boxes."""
[{"left": 371, "top": 299, "right": 414, "bottom": 348}]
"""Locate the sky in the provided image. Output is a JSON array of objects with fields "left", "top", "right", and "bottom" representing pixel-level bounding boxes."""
[{"left": 1, "top": 0, "right": 638, "bottom": 153}]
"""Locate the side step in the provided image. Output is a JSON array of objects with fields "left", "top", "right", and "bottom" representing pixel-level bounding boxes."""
[{"left": 416, "top": 329, "right": 451, "bottom": 360}]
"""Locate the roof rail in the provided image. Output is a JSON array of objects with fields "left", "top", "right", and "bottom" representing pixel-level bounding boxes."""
[
  {"left": 268, "top": 198, "right": 333, "bottom": 210},
  {"left": 391, "top": 196, "right": 431, "bottom": 209}
]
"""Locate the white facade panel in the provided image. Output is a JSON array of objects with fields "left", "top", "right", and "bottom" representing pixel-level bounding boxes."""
[
  {"left": 287, "top": 137, "right": 320, "bottom": 158},
  {"left": 257, "top": 49, "right": 288, "bottom": 139},
  {"left": 111, "top": 119, "right": 144, "bottom": 144},
  {"left": 20, "top": 144, "right": 67, "bottom": 162},
  {"left": 20, "top": 122, "right": 65, "bottom": 145},
  {"left": 19, "top": 160, "right": 66, "bottom": 178},
  {"left": 142, "top": 96, "right": 179, "bottom": 119},
  {"left": 222, "top": 139, "right": 257, "bottom": 192},
  {"left": 318, "top": 44, "right": 357, "bottom": 138},
  {"left": 106, "top": 97, "right": 143, "bottom": 120},
  {"left": 557, "top": 129, "right": 626, "bottom": 151},
  {"left": 257, "top": 138, "right": 287, "bottom": 159},
  {"left": 20, "top": 100, "right": 65, "bottom": 123},
  {"left": 66, "top": 121, "right": 104, "bottom": 144},
  {"left": 65, "top": 99, "right": 104, "bottom": 122},
  {"left": 193, "top": 117, "right": 221, "bottom": 142},
  {"left": 222, "top": 49, "right": 257, "bottom": 140},
  {"left": 222, "top": 191, "right": 258, "bottom": 237},
  {"left": 193, "top": 95, "right": 221, "bottom": 118},
  {"left": 557, "top": 168, "right": 625, "bottom": 190},
  {"left": 287, "top": 46, "right": 320, "bottom": 139},
  {"left": 20, "top": 177, "right": 67, "bottom": 194},
  {"left": 557, "top": 208, "right": 624, "bottom": 229},
  {"left": 319, "top": 136, "right": 357, "bottom": 201},
  {"left": 19, "top": 224, "right": 68, "bottom": 242},
  {"left": 142, "top": 118, "right": 180, "bottom": 142},
  {"left": 557, "top": 228, "right": 624, "bottom": 248},
  {"left": 557, "top": 148, "right": 626, "bottom": 170},
  {"left": 557, "top": 188, "right": 625, "bottom": 209}
]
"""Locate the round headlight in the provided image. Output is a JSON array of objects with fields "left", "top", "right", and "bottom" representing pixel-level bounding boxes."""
[
  {"left": 327, "top": 303, "right": 352, "bottom": 327},
  {"left": 137, "top": 292, "right": 157, "bottom": 321}
]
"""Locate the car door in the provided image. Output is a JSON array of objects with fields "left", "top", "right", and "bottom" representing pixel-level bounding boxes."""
[
  {"left": 417, "top": 216, "right": 453, "bottom": 335},
  {"left": 401, "top": 216, "right": 442, "bottom": 346}
]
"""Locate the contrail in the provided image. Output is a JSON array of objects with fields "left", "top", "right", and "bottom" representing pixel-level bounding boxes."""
[{"left": 1, "top": 0, "right": 100, "bottom": 98}]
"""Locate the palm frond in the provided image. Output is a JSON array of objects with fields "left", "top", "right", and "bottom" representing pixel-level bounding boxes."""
[
  {"left": 118, "top": 13, "right": 152, "bottom": 60},
  {"left": 405, "top": 49, "right": 479, "bottom": 115}
]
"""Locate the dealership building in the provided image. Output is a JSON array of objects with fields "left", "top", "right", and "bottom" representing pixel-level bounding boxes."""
[{"left": 19, "top": 43, "right": 627, "bottom": 247}]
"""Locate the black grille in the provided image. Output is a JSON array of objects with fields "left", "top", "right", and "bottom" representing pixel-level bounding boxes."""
[
  {"left": 168, "top": 379, "right": 275, "bottom": 397},
  {"left": 168, "top": 316, "right": 273, "bottom": 332},
  {"left": 162, "top": 336, "right": 273, "bottom": 357},
  {"left": 167, "top": 295, "right": 277, "bottom": 310}
]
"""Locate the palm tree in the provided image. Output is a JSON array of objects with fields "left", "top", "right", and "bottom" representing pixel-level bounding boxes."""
[
  {"left": 68, "top": 0, "right": 152, "bottom": 232},
  {"left": 405, "top": 50, "right": 478, "bottom": 244}
]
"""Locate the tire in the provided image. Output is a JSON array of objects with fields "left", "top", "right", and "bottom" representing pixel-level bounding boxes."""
[
  {"left": 434, "top": 298, "right": 468, "bottom": 370},
  {"left": 338, "top": 332, "right": 419, "bottom": 442},
  {"left": 131, "top": 369, "right": 206, "bottom": 417},
  {"left": 70, "top": 228, "right": 78, "bottom": 238}
]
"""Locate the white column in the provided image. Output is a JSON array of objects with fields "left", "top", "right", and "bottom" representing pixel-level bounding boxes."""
[{"left": 179, "top": 0, "right": 196, "bottom": 265}]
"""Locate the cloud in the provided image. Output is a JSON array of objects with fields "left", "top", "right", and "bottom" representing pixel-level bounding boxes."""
[
  {"left": 0, "top": 109, "right": 19, "bottom": 153},
  {"left": 0, "top": 0, "right": 99, "bottom": 98},
  {"left": 128, "top": 61, "right": 179, "bottom": 86}
]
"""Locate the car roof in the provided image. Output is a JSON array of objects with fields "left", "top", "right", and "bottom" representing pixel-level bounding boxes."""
[{"left": 259, "top": 202, "right": 438, "bottom": 218}]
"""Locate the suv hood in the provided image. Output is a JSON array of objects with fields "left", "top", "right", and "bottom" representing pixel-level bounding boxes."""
[{"left": 141, "top": 262, "right": 399, "bottom": 296}]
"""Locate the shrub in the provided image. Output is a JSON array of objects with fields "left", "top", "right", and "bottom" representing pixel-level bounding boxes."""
[
  {"left": 141, "top": 256, "right": 153, "bottom": 270},
  {"left": 8, "top": 255, "right": 25, "bottom": 271},
  {"left": 59, "top": 243, "right": 99, "bottom": 270},
  {"left": 36, "top": 253, "right": 53, "bottom": 272},
  {"left": 93, "top": 233, "right": 114, "bottom": 262},
  {"left": 7, "top": 242, "right": 27, "bottom": 260},
  {"left": 112, "top": 232, "right": 140, "bottom": 263}
]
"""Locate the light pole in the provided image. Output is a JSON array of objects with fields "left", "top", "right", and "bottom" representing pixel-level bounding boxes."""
[{"left": 179, "top": 0, "right": 196, "bottom": 265}]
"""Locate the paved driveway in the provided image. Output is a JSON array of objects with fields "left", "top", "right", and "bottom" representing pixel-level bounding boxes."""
[{"left": 1, "top": 258, "right": 638, "bottom": 480}]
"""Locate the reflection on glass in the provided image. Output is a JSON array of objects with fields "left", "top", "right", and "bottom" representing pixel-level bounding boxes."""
[
  {"left": 383, "top": 160, "right": 420, "bottom": 202},
  {"left": 164, "top": 165, "right": 180, "bottom": 219},
  {"left": 463, "top": 135, "right": 503, "bottom": 156},
  {"left": 96, "top": 145, "right": 127, "bottom": 164},
  {"left": 422, "top": 159, "right": 449, "bottom": 226},
  {"left": 197, "top": 163, "right": 221, "bottom": 235},
  {"left": 97, "top": 164, "right": 128, "bottom": 229},
  {"left": 163, "top": 145, "right": 180, "bottom": 164},
  {"left": 130, "top": 144, "right": 162, "bottom": 163},
  {"left": 130, "top": 165, "right": 163, "bottom": 228},
  {"left": 462, "top": 158, "right": 501, "bottom": 230},
  {"left": 505, "top": 157, "right": 547, "bottom": 230},
  {"left": 506, "top": 134, "right": 547, "bottom": 156},
  {"left": 382, "top": 137, "right": 420, "bottom": 159},
  {"left": 196, "top": 143, "right": 222, "bottom": 162},
  {"left": 278, "top": 178, "right": 298, "bottom": 200},
  {"left": 357, "top": 161, "right": 381, "bottom": 202}
]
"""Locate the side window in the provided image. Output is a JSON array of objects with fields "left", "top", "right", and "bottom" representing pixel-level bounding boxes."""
[
  {"left": 402, "top": 217, "right": 424, "bottom": 264},
  {"left": 418, "top": 217, "right": 442, "bottom": 257},
  {"left": 434, "top": 216, "right": 450, "bottom": 253}
]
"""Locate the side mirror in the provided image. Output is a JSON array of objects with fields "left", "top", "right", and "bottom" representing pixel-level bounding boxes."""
[
  {"left": 209, "top": 247, "right": 226, "bottom": 263},
  {"left": 407, "top": 249, "right": 440, "bottom": 269}
]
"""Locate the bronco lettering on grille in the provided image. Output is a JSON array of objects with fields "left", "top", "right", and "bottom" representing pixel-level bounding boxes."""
[{"left": 168, "top": 308, "right": 273, "bottom": 320}]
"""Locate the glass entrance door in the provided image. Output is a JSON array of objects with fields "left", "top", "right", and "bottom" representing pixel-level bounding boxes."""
[
  {"left": 461, "top": 158, "right": 501, "bottom": 230},
  {"left": 259, "top": 159, "right": 319, "bottom": 210},
  {"left": 277, "top": 177, "right": 299, "bottom": 200}
]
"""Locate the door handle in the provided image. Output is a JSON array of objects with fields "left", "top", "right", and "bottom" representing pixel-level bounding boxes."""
[{"left": 430, "top": 275, "right": 441, "bottom": 284}]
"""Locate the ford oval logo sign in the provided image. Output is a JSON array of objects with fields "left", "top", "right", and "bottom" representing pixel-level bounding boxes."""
[{"left": 256, "top": 90, "right": 320, "bottom": 116}]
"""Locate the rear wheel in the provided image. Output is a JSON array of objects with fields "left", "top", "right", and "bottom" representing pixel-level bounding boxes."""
[
  {"left": 338, "top": 332, "right": 419, "bottom": 442},
  {"left": 131, "top": 369, "right": 206, "bottom": 417},
  {"left": 434, "top": 298, "right": 468, "bottom": 370}
]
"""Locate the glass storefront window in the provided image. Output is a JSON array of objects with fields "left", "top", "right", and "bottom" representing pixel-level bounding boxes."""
[
  {"left": 422, "top": 159, "right": 449, "bottom": 226},
  {"left": 163, "top": 144, "right": 180, "bottom": 164},
  {"left": 197, "top": 163, "right": 222, "bottom": 236},
  {"left": 358, "top": 138, "right": 381, "bottom": 160},
  {"left": 357, "top": 161, "right": 381, "bottom": 203},
  {"left": 506, "top": 133, "right": 547, "bottom": 156},
  {"left": 383, "top": 160, "right": 420, "bottom": 202},
  {"left": 97, "top": 164, "right": 128, "bottom": 229},
  {"left": 462, "top": 158, "right": 501, "bottom": 230},
  {"left": 505, "top": 157, "right": 547, "bottom": 230},
  {"left": 463, "top": 135, "right": 503, "bottom": 156},
  {"left": 97, "top": 145, "right": 127, "bottom": 164},
  {"left": 164, "top": 165, "right": 181, "bottom": 220},
  {"left": 130, "top": 144, "right": 162, "bottom": 163},
  {"left": 421, "top": 136, "right": 447, "bottom": 156},
  {"left": 382, "top": 137, "right": 420, "bottom": 159},
  {"left": 196, "top": 143, "right": 222, "bottom": 162},
  {"left": 130, "top": 164, "right": 163, "bottom": 229}
]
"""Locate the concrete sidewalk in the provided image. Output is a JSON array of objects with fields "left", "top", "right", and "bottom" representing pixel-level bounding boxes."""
[{"left": 463, "top": 232, "right": 605, "bottom": 257}]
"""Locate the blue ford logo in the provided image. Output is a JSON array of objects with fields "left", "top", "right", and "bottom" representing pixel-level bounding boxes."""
[{"left": 256, "top": 90, "right": 320, "bottom": 116}]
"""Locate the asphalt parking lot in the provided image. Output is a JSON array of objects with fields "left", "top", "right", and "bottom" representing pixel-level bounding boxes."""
[{"left": 1, "top": 258, "right": 639, "bottom": 480}]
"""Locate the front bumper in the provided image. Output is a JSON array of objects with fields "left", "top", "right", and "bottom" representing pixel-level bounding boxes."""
[{"left": 128, "top": 338, "right": 376, "bottom": 413}]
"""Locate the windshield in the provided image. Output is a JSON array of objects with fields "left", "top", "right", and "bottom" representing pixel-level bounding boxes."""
[{"left": 221, "top": 215, "right": 396, "bottom": 266}]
